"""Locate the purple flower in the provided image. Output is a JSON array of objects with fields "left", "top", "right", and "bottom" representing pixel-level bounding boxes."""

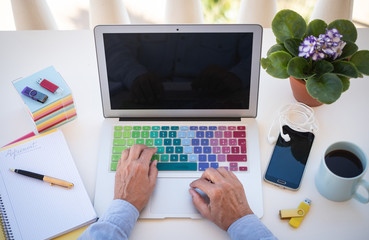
[{"left": 298, "top": 36, "right": 318, "bottom": 58}]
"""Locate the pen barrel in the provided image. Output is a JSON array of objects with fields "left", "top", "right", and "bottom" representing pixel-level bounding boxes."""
[
  {"left": 43, "top": 176, "right": 74, "bottom": 188},
  {"left": 15, "top": 169, "right": 43, "bottom": 180}
]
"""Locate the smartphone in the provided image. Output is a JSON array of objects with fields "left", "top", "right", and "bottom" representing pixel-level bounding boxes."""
[{"left": 264, "top": 125, "right": 315, "bottom": 190}]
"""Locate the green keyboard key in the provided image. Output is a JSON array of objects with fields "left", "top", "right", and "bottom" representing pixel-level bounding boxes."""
[
  {"left": 113, "top": 139, "right": 126, "bottom": 146},
  {"left": 136, "top": 139, "right": 144, "bottom": 144},
  {"left": 114, "top": 126, "right": 123, "bottom": 130},
  {"left": 127, "top": 139, "right": 135, "bottom": 146},
  {"left": 112, "top": 146, "right": 126, "bottom": 154},
  {"left": 143, "top": 126, "right": 151, "bottom": 130},
  {"left": 133, "top": 126, "right": 141, "bottom": 130},
  {"left": 150, "top": 131, "right": 158, "bottom": 138},
  {"left": 132, "top": 131, "right": 140, "bottom": 138},
  {"left": 151, "top": 154, "right": 160, "bottom": 161},
  {"left": 124, "top": 126, "right": 132, "bottom": 130},
  {"left": 145, "top": 139, "right": 153, "bottom": 146},
  {"left": 123, "top": 131, "right": 131, "bottom": 138},
  {"left": 141, "top": 131, "right": 149, "bottom": 138},
  {"left": 157, "top": 146, "right": 164, "bottom": 153},
  {"left": 154, "top": 139, "right": 163, "bottom": 146},
  {"left": 114, "top": 131, "right": 122, "bottom": 138},
  {"left": 156, "top": 162, "right": 197, "bottom": 171},
  {"left": 111, "top": 162, "right": 118, "bottom": 171},
  {"left": 112, "top": 154, "right": 121, "bottom": 162},
  {"left": 161, "top": 154, "right": 169, "bottom": 161}
]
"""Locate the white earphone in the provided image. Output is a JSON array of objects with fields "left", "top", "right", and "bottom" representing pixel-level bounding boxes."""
[{"left": 267, "top": 102, "right": 318, "bottom": 144}]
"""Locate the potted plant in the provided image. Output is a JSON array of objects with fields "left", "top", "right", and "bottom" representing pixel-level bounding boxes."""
[{"left": 261, "top": 9, "right": 369, "bottom": 106}]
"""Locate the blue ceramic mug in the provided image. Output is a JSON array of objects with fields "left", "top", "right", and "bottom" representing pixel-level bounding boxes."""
[{"left": 315, "top": 142, "right": 369, "bottom": 203}]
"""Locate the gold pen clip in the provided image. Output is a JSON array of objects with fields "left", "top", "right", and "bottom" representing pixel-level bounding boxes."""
[{"left": 44, "top": 176, "right": 74, "bottom": 189}]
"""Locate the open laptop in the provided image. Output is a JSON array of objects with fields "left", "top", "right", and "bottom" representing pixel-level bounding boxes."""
[{"left": 93, "top": 24, "right": 264, "bottom": 219}]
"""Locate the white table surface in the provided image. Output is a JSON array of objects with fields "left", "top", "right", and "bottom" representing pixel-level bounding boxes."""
[{"left": 0, "top": 28, "right": 368, "bottom": 240}]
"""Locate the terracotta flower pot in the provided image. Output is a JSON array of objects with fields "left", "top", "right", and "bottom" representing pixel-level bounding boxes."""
[{"left": 289, "top": 76, "right": 323, "bottom": 107}]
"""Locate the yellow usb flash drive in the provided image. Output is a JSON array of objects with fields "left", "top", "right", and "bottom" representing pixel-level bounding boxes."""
[{"left": 279, "top": 198, "right": 311, "bottom": 228}]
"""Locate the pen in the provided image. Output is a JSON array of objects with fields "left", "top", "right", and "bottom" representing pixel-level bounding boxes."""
[{"left": 10, "top": 168, "right": 74, "bottom": 189}]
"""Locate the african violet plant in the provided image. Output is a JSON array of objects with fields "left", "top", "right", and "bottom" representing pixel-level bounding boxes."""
[{"left": 261, "top": 9, "right": 369, "bottom": 104}]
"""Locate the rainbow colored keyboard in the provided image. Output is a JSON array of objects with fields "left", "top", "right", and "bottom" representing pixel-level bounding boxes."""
[{"left": 111, "top": 125, "right": 248, "bottom": 172}]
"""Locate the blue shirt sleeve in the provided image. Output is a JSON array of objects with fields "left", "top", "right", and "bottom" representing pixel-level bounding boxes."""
[
  {"left": 78, "top": 199, "right": 139, "bottom": 240},
  {"left": 227, "top": 214, "right": 278, "bottom": 240}
]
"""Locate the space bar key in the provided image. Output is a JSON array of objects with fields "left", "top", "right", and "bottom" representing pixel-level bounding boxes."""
[{"left": 157, "top": 162, "right": 197, "bottom": 171}]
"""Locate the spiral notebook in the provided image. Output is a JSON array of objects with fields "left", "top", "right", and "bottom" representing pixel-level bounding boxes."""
[{"left": 0, "top": 129, "right": 97, "bottom": 240}]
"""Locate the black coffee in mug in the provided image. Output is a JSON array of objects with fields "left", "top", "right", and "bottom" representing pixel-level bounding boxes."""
[{"left": 325, "top": 150, "right": 364, "bottom": 178}]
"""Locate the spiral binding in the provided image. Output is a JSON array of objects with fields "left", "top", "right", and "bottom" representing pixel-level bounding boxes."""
[{"left": 0, "top": 194, "right": 15, "bottom": 240}]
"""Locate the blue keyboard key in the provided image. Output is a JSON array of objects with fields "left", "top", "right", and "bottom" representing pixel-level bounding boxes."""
[
  {"left": 180, "top": 126, "right": 189, "bottom": 130},
  {"left": 199, "top": 126, "right": 207, "bottom": 130},
  {"left": 190, "top": 126, "right": 198, "bottom": 130},
  {"left": 184, "top": 146, "right": 193, "bottom": 153},
  {"left": 192, "top": 139, "right": 200, "bottom": 146},
  {"left": 199, "top": 155, "right": 207, "bottom": 161},
  {"left": 206, "top": 131, "right": 214, "bottom": 138},
  {"left": 210, "top": 162, "right": 219, "bottom": 169},
  {"left": 208, "top": 155, "right": 216, "bottom": 162},
  {"left": 194, "top": 147, "right": 202, "bottom": 153},
  {"left": 209, "top": 126, "right": 217, "bottom": 130},
  {"left": 199, "top": 162, "right": 209, "bottom": 171},
  {"left": 182, "top": 139, "right": 191, "bottom": 145},
  {"left": 196, "top": 131, "right": 204, "bottom": 138},
  {"left": 203, "top": 147, "right": 211, "bottom": 153},
  {"left": 189, "top": 154, "right": 198, "bottom": 162},
  {"left": 187, "top": 131, "right": 196, "bottom": 138},
  {"left": 178, "top": 131, "right": 186, "bottom": 138},
  {"left": 201, "top": 139, "right": 209, "bottom": 146},
  {"left": 171, "top": 126, "right": 179, "bottom": 130}
]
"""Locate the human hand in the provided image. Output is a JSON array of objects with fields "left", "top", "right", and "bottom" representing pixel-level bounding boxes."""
[
  {"left": 189, "top": 167, "right": 253, "bottom": 231},
  {"left": 192, "top": 64, "right": 242, "bottom": 96},
  {"left": 129, "top": 72, "right": 164, "bottom": 104},
  {"left": 114, "top": 144, "right": 158, "bottom": 212}
]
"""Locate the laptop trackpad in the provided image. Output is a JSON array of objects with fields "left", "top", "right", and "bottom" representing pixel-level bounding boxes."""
[{"left": 149, "top": 177, "right": 199, "bottom": 216}]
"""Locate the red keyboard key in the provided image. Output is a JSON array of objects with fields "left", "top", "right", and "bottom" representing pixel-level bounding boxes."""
[
  {"left": 222, "top": 147, "right": 230, "bottom": 153},
  {"left": 231, "top": 146, "right": 240, "bottom": 153},
  {"left": 224, "top": 131, "right": 232, "bottom": 138},
  {"left": 229, "top": 139, "right": 237, "bottom": 145},
  {"left": 233, "top": 131, "right": 246, "bottom": 138},
  {"left": 227, "top": 155, "right": 247, "bottom": 162},
  {"left": 237, "top": 126, "right": 246, "bottom": 130},
  {"left": 239, "top": 166, "right": 248, "bottom": 171}
]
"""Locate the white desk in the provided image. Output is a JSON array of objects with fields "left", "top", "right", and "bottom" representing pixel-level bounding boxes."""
[{"left": 0, "top": 29, "right": 368, "bottom": 240}]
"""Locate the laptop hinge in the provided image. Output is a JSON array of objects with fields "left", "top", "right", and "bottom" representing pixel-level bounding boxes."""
[{"left": 118, "top": 117, "right": 242, "bottom": 121}]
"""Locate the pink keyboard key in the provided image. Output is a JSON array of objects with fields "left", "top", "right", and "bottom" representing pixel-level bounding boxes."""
[
  {"left": 224, "top": 131, "right": 232, "bottom": 138},
  {"left": 231, "top": 146, "right": 240, "bottom": 153},
  {"left": 228, "top": 126, "right": 236, "bottom": 130},
  {"left": 229, "top": 139, "right": 237, "bottom": 145},
  {"left": 220, "top": 139, "right": 227, "bottom": 145},
  {"left": 230, "top": 162, "right": 238, "bottom": 167},
  {"left": 222, "top": 147, "right": 230, "bottom": 153},
  {"left": 239, "top": 166, "right": 248, "bottom": 171},
  {"left": 233, "top": 131, "right": 246, "bottom": 138},
  {"left": 227, "top": 155, "right": 247, "bottom": 162},
  {"left": 218, "top": 126, "right": 226, "bottom": 130},
  {"left": 237, "top": 126, "right": 246, "bottom": 130},
  {"left": 218, "top": 155, "right": 226, "bottom": 162},
  {"left": 238, "top": 139, "right": 246, "bottom": 145},
  {"left": 210, "top": 139, "right": 218, "bottom": 146},
  {"left": 230, "top": 167, "right": 238, "bottom": 171},
  {"left": 213, "top": 146, "right": 221, "bottom": 153},
  {"left": 215, "top": 131, "right": 223, "bottom": 138}
]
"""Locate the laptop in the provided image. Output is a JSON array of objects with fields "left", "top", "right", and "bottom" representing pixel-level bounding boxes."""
[{"left": 93, "top": 24, "right": 264, "bottom": 219}]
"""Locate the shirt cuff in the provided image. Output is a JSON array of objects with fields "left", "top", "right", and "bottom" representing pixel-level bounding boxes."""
[
  {"left": 227, "top": 214, "right": 276, "bottom": 240},
  {"left": 99, "top": 199, "right": 139, "bottom": 233}
]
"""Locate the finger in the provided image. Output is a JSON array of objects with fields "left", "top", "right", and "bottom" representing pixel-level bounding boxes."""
[
  {"left": 148, "top": 160, "right": 158, "bottom": 186},
  {"left": 128, "top": 144, "right": 149, "bottom": 162},
  {"left": 189, "top": 189, "right": 211, "bottom": 218},
  {"left": 189, "top": 178, "right": 214, "bottom": 196},
  {"left": 201, "top": 168, "right": 225, "bottom": 184},
  {"left": 138, "top": 147, "right": 157, "bottom": 165},
  {"left": 120, "top": 148, "right": 130, "bottom": 162}
]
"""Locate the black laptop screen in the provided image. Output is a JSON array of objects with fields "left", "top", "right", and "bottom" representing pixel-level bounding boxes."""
[{"left": 103, "top": 33, "right": 253, "bottom": 110}]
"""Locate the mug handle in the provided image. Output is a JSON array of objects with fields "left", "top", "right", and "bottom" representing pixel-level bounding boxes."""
[{"left": 353, "top": 179, "right": 369, "bottom": 204}]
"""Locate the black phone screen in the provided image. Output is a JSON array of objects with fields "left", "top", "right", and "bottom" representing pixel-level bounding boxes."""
[{"left": 264, "top": 125, "right": 315, "bottom": 190}]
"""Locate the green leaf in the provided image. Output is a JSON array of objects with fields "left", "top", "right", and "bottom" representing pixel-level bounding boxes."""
[
  {"left": 314, "top": 60, "right": 334, "bottom": 75},
  {"left": 307, "top": 19, "right": 327, "bottom": 37},
  {"left": 306, "top": 73, "right": 343, "bottom": 104},
  {"left": 333, "top": 61, "right": 359, "bottom": 78},
  {"left": 328, "top": 20, "right": 357, "bottom": 42},
  {"left": 339, "top": 76, "right": 350, "bottom": 92},
  {"left": 350, "top": 50, "right": 369, "bottom": 75},
  {"left": 287, "top": 57, "right": 314, "bottom": 79},
  {"left": 284, "top": 38, "right": 301, "bottom": 57},
  {"left": 272, "top": 10, "right": 306, "bottom": 42},
  {"left": 263, "top": 51, "right": 292, "bottom": 79},
  {"left": 336, "top": 40, "right": 358, "bottom": 60},
  {"left": 267, "top": 44, "right": 286, "bottom": 56},
  {"left": 261, "top": 58, "right": 270, "bottom": 69}
]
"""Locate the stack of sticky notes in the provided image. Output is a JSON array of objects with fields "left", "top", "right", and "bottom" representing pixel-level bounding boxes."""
[{"left": 12, "top": 66, "right": 77, "bottom": 133}]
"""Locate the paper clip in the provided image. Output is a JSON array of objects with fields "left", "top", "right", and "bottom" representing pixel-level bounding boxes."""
[{"left": 279, "top": 198, "right": 311, "bottom": 228}]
